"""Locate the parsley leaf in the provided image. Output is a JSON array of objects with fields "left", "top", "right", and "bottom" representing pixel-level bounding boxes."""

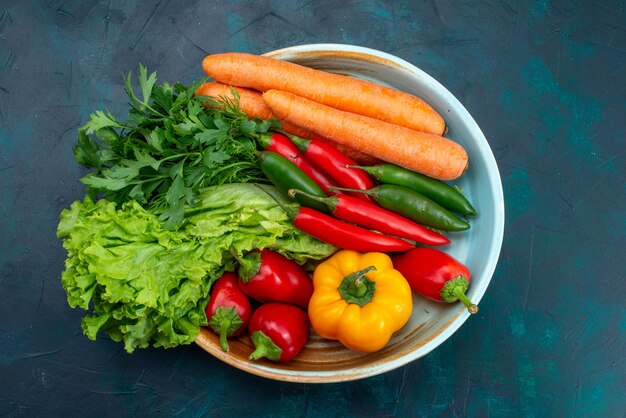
[
  {"left": 73, "top": 66, "right": 278, "bottom": 229},
  {"left": 82, "top": 111, "right": 126, "bottom": 134},
  {"left": 74, "top": 130, "right": 101, "bottom": 169}
]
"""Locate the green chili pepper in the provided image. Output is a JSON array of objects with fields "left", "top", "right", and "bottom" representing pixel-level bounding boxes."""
[
  {"left": 348, "top": 164, "right": 476, "bottom": 216},
  {"left": 331, "top": 184, "right": 469, "bottom": 231},
  {"left": 259, "top": 151, "right": 329, "bottom": 214}
]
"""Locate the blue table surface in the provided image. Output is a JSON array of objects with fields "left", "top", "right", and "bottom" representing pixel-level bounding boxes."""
[{"left": 1, "top": 1, "right": 624, "bottom": 416}]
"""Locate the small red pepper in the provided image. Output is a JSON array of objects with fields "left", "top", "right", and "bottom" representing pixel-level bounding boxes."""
[
  {"left": 289, "top": 135, "right": 376, "bottom": 202},
  {"left": 236, "top": 249, "right": 313, "bottom": 309},
  {"left": 205, "top": 272, "right": 252, "bottom": 352},
  {"left": 392, "top": 248, "right": 479, "bottom": 314},
  {"left": 248, "top": 303, "right": 310, "bottom": 362},
  {"left": 289, "top": 189, "right": 450, "bottom": 246},
  {"left": 258, "top": 133, "right": 338, "bottom": 194},
  {"left": 293, "top": 207, "right": 415, "bottom": 252}
]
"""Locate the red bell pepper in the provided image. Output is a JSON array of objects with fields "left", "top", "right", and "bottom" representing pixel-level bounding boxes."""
[
  {"left": 392, "top": 248, "right": 479, "bottom": 314},
  {"left": 205, "top": 272, "right": 252, "bottom": 352},
  {"left": 248, "top": 303, "right": 310, "bottom": 362},
  {"left": 236, "top": 249, "right": 313, "bottom": 309}
]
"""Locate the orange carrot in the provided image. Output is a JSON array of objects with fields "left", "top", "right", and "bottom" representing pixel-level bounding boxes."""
[
  {"left": 202, "top": 53, "right": 446, "bottom": 135},
  {"left": 195, "top": 82, "right": 274, "bottom": 119},
  {"left": 262, "top": 90, "right": 468, "bottom": 181},
  {"left": 195, "top": 82, "right": 380, "bottom": 165}
]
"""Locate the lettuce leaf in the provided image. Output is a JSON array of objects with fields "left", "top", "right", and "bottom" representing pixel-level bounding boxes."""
[{"left": 58, "top": 183, "right": 336, "bottom": 352}]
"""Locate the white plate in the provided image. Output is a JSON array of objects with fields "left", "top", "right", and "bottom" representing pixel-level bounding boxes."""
[{"left": 195, "top": 43, "right": 505, "bottom": 383}]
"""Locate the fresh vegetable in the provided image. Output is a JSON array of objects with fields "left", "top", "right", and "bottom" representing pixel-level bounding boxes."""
[
  {"left": 202, "top": 53, "right": 445, "bottom": 135},
  {"left": 289, "top": 190, "right": 450, "bottom": 246},
  {"left": 57, "top": 184, "right": 336, "bottom": 352},
  {"left": 331, "top": 185, "right": 469, "bottom": 231},
  {"left": 293, "top": 207, "right": 414, "bottom": 252},
  {"left": 248, "top": 303, "right": 310, "bottom": 362},
  {"left": 393, "top": 248, "right": 478, "bottom": 313},
  {"left": 349, "top": 163, "right": 476, "bottom": 216},
  {"left": 258, "top": 151, "right": 329, "bottom": 213},
  {"left": 308, "top": 250, "right": 413, "bottom": 352},
  {"left": 257, "top": 133, "right": 337, "bottom": 194},
  {"left": 74, "top": 66, "right": 279, "bottom": 229},
  {"left": 262, "top": 90, "right": 468, "bottom": 181},
  {"left": 235, "top": 249, "right": 313, "bottom": 309},
  {"left": 288, "top": 135, "right": 376, "bottom": 202},
  {"left": 195, "top": 81, "right": 274, "bottom": 119},
  {"left": 196, "top": 81, "right": 312, "bottom": 139},
  {"left": 205, "top": 272, "right": 252, "bottom": 352},
  {"left": 196, "top": 82, "right": 378, "bottom": 164}
]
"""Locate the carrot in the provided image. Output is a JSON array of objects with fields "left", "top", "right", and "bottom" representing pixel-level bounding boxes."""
[
  {"left": 262, "top": 90, "right": 468, "bottom": 181},
  {"left": 195, "top": 82, "right": 274, "bottom": 119},
  {"left": 195, "top": 82, "right": 380, "bottom": 165},
  {"left": 202, "top": 53, "right": 446, "bottom": 135}
]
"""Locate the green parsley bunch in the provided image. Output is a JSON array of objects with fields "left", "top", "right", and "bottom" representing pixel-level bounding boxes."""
[{"left": 74, "top": 65, "right": 279, "bottom": 229}]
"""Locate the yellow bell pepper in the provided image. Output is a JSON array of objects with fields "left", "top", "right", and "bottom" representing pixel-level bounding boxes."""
[{"left": 308, "top": 250, "right": 413, "bottom": 352}]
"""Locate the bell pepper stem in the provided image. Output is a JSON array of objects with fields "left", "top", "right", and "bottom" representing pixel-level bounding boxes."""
[
  {"left": 452, "top": 287, "right": 479, "bottom": 314},
  {"left": 218, "top": 324, "right": 229, "bottom": 352},
  {"left": 229, "top": 249, "right": 261, "bottom": 283},
  {"left": 440, "top": 276, "right": 479, "bottom": 314},
  {"left": 338, "top": 266, "right": 377, "bottom": 307},
  {"left": 249, "top": 331, "right": 282, "bottom": 361},
  {"left": 209, "top": 306, "right": 244, "bottom": 352}
]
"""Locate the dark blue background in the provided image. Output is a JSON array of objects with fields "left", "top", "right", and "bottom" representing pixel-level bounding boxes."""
[{"left": 1, "top": 1, "right": 624, "bottom": 416}]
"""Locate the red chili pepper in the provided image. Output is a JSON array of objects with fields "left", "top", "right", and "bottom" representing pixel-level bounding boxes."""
[
  {"left": 289, "top": 135, "right": 376, "bottom": 202},
  {"left": 289, "top": 190, "right": 450, "bottom": 246},
  {"left": 248, "top": 303, "right": 310, "bottom": 362},
  {"left": 205, "top": 272, "right": 252, "bottom": 352},
  {"left": 294, "top": 207, "right": 414, "bottom": 252},
  {"left": 258, "top": 133, "right": 338, "bottom": 194},
  {"left": 392, "top": 248, "right": 478, "bottom": 314},
  {"left": 236, "top": 249, "right": 313, "bottom": 309}
]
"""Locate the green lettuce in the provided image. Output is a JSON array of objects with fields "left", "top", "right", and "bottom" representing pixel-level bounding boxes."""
[{"left": 58, "top": 183, "right": 335, "bottom": 353}]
